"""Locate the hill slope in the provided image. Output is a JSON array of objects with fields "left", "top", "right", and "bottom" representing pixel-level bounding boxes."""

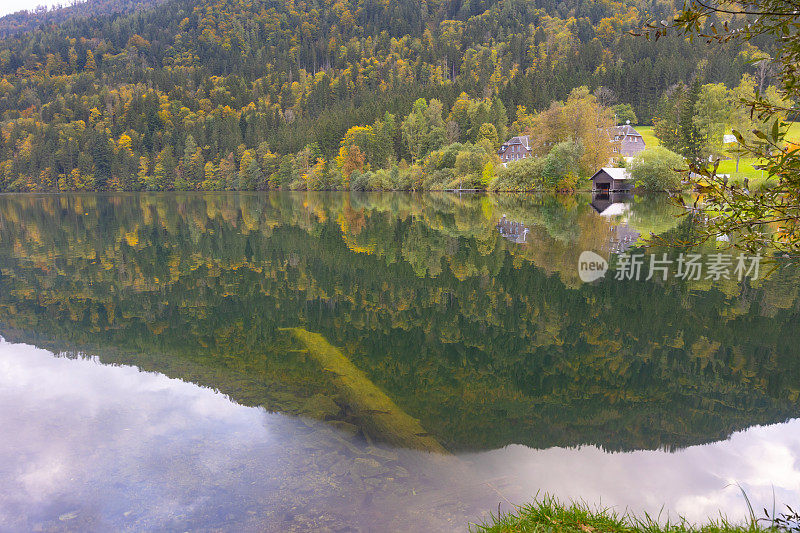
[
  {"left": 0, "top": 0, "right": 164, "bottom": 37},
  {"left": 0, "top": 0, "right": 753, "bottom": 191}
]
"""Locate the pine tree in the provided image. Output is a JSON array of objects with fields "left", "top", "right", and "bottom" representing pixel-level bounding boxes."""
[
  {"left": 91, "top": 129, "right": 112, "bottom": 190},
  {"left": 489, "top": 96, "right": 509, "bottom": 142},
  {"left": 676, "top": 78, "right": 706, "bottom": 164}
]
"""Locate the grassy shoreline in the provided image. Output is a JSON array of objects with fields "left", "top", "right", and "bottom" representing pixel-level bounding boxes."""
[
  {"left": 635, "top": 123, "right": 800, "bottom": 186},
  {"left": 472, "top": 495, "right": 787, "bottom": 532}
]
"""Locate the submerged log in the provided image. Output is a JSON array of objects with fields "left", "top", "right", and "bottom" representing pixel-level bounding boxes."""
[{"left": 281, "top": 327, "right": 447, "bottom": 454}]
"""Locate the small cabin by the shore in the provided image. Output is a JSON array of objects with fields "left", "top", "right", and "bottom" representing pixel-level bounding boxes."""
[
  {"left": 591, "top": 168, "right": 633, "bottom": 192},
  {"left": 590, "top": 191, "right": 632, "bottom": 215}
]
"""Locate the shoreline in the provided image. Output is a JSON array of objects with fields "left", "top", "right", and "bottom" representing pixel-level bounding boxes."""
[{"left": 472, "top": 495, "right": 788, "bottom": 532}]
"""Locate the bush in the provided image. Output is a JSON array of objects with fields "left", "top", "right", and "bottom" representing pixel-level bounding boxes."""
[
  {"left": 628, "top": 147, "right": 685, "bottom": 191},
  {"left": 350, "top": 170, "right": 370, "bottom": 191},
  {"left": 369, "top": 168, "right": 391, "bottom": 189},
  {"left": 421, "top": 168, "right": 455, "bottom": 190},
  {"left": 453, "top": 145, "right": 492, "bottom": 187},
  {"left": 447, "top": 172, "right": 484, "bottom": 190},
  {"left": 391, "top": 166, "right": 415, "bottom": 190},
  {"left": 489, "top": 157, "right": 543, "bottom": 191}
]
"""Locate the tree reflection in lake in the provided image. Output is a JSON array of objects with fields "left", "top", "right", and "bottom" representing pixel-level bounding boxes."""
[{"left": 1, "top": 192, "right": 800, "bottom": 529}]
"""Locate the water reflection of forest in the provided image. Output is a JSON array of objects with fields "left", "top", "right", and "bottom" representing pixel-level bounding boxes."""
[{"left": 1, "top": 192, "right": 799, "bottom": 453}]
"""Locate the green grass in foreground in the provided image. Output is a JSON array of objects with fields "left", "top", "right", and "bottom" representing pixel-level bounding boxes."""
[{"left": 472, "top": 495, "right": 781, "bottom": 533}]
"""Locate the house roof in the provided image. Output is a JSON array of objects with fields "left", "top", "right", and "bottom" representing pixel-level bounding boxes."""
[
  {"left": 500, "top": 135, "right": 530, "bottom": 149},
  {"left": 612, "top": 124, "right": 642, "bottom": 138},
  {"left": 597, "top": 203, "right": 629, "bottom": 217},
  {"left": 592, "top": 167, "right": 631, "bottom": 181}
]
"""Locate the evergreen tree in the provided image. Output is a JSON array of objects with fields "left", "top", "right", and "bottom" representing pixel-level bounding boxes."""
[
  {"left": 90, "top": 129, "right": 112, "bottom": 190},
  {"left": 676, "top": 78, "right": 706, "bottom": 164}
]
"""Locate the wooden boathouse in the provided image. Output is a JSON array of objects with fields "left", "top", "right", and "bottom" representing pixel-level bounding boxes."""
[{"left": 591, "top": 168, "right": 633, "bottom": 192}]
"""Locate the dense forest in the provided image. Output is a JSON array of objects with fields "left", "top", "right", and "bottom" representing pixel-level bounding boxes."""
[
  {"left": 1, "top": 192, "right": 799, "bottom": 452},
  {"left": 0, "top": 0, "right": 164, "bottom": 38},
  {"left": 0, "top": 0, "right": 775, "bottom": 192}
]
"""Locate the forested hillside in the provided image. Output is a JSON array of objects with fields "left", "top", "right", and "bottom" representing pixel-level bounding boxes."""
[
  {"left": 0, "top": 0, "right": 164, "bottom": 38},
  {"left": 0, "top": 0, "right": 770, "bottom": 191}
]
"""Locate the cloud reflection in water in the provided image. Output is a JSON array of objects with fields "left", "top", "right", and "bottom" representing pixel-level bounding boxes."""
[{"left": 1, "top": 337, "right": 799, "bottom": 531}]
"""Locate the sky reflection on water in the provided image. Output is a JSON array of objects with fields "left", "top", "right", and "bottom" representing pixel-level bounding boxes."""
[
  {"left": 2, "top": 337, "right": 800, "bottom": 532},
  {"left": 470, "top": 423, "right": 800, "bottom": 524}
]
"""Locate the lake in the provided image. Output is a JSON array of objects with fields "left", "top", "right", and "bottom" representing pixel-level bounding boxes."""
[{"left": 1, "top": 192, "right": 799, "bottom": 532}]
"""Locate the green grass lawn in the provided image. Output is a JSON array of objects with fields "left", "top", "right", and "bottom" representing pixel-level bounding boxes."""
[
  {"left": 472, "top": 495, "right": 785, "bottom": 533},
  {"left": 633, "top": 123, "right": 799, "bottom": 186},
  {"left": 635, "top": 125, "right": 660, "bottom": 149},
  {"left": 715, "top": 158, "right": 772, "bottom": 188},
  {"left": 786, "top": 121, "right": 800, "bottom": 143},
  {"left": 634, "top": 122, "right": 799, "bottom": 149}
]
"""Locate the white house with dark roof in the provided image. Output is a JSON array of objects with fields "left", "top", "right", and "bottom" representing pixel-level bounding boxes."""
[
  {"left": 609, "top": 123, "right": 646, "bottom": 158},
  {"left": 497, "top": 135, "right": 532, "bottom": 163}
]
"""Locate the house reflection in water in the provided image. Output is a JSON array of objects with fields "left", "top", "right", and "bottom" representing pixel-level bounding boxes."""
[
  {"left": 590, "top": 192, "right": 641, "bottom": 254},
  {"left": 497, "top": 215, "right": 530, "bottom": 244}
]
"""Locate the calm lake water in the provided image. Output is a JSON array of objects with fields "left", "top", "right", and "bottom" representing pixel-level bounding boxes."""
[{"left": 1, "top": 192, "right": 799, "bottom": 532}]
